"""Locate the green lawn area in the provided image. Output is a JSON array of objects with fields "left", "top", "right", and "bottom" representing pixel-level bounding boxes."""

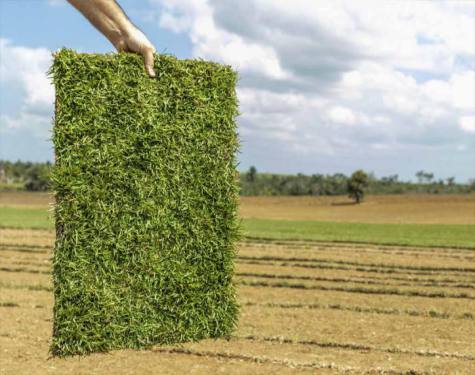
[
  {"left": 1, "top": 206, "right": 474, "bottom": 248},
  {"left": 243, "top": 219, "right": 475, "bottom": 248},
  {"left": 0, "top": 207, "right": 53, "bottom": 230}
]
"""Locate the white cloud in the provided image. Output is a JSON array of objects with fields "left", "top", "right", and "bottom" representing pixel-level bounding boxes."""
[
  {"left": 156, "top": 0, "right": 474, "bottom": 77},
  {"left": 0, "top": 112, "right": 51, "bottom": 138},
  {"left": 0, "top": 39, "right": 54, "bottom": 110},
  {"left": 153, "top": 0, "right": 475, "bottom": 179},
  {"left": 459, "top": 116, "right": 475, "bottom": 134},
  {"left": 0, "top": 39, "right": 53, "bottom": 138},
  {"left": 157, "top": 0, "right": 291, "bottom": 80},
  {"left": 450, "top": 71, "right": 475, "bottom": 110},
  {"left": 326, "top": 106, "right": 356, "bottom": 126},
  {"left": 238, "top": 88, "right": 324, "bottom": 114}
]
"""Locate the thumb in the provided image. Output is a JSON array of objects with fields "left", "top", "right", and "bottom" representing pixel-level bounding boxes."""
[{"left": 143, "top": 47, "right": 156, "bottom": 78}]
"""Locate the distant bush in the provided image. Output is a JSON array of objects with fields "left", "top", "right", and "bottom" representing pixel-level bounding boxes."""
[
  {"left": 25, "top": 163, "right": 51, "bottom": 191},
  {"left": 50, "top": 50, "right": 240, "bottom": 356},
  {"left": 0, "top": 160, "right": 51, "bottom": 191}
]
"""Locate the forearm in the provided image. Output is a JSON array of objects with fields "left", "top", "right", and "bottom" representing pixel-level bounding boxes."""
[{"left": 67, "top": 0, "right": 134, "bottom": 47}]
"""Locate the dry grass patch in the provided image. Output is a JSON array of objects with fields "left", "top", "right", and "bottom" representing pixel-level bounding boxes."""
[
  {"left": 240, "top": 194, "right": 475, "bottom": 224},
  {"left": 0, "top": 191, "right": 53, "bottom": 208},
  {"left": 0, "top": 228, "right": 54, "bottom": 247}
]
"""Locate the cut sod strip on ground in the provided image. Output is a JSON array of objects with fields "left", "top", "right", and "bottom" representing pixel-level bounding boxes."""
[{"left": 50, "top": 49, "right": 240, "bottom": 356}]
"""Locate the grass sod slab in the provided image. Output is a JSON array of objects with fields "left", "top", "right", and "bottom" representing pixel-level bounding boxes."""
[{"left": 50, "top": 49, "right": 240, "bottom": 356}]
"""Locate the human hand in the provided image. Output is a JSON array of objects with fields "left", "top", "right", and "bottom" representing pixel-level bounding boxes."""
[
  {"left": 67, "top": 0, "right": 156, "bottom": 77},
  {"left": 113, "top": 26, "right": 156, "bottom": 78}
]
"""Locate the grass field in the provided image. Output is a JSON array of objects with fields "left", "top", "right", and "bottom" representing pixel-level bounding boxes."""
[
  {"left": 2, "top": 208, "right": 474, "bottom": 248},
  {"left": 1, "top": 192, "right": 475, "bottom": 247},
  {"left": 0, "top": 192, "right": 474, "bottom": 373},
  {"left": 243, "top": 219, "right": 475, "bottom": 248},
  {"left": 3, "top": 192, "right": 475, "bottom": 223}
]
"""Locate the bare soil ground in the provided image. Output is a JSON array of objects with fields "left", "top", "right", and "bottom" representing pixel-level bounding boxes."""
[{"left": 1, "top": 229, "right": 474, "bottom": 374}]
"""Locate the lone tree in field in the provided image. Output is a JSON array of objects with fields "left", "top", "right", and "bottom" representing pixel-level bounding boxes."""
[
  {"left": 347, "top": 170, "right": 369, "bottom": 204},
  {"left": 247, "top": 166, "right": 257, "bottom": 183}
]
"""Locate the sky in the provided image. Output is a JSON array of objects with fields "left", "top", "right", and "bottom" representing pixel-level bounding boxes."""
[{"left": 0, "top": 0, "right": 474, "bottom": 182}]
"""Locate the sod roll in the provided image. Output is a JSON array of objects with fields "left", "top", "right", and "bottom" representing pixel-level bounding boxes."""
[{"left": 50, "top": 49, "right": 240, "bottom": 356}]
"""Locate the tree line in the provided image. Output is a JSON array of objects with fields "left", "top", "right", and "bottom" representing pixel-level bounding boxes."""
[
  {"left": 1, "top": 161, "right": 474, "bottom": 197},
  {"left": 0, "top": 160, "right": 51, "bottom": 192},
  {"left": 240, "top": 166, "right": 474, "bottom": 196}
]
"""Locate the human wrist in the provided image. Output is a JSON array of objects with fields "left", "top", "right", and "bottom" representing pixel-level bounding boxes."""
[{"left": 120, "top": 20, "right": 137, "bottom": 40}]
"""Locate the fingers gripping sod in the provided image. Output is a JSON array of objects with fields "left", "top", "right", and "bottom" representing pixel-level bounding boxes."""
[
  {"left": 121, "top": 26, "right": 157, "bottom": 77},
  {"left": 143, "top": 47, "right": 156, "bottom": 77},
  {"left": 112, "top": 28, "right": 157, "bottom": 77}
]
